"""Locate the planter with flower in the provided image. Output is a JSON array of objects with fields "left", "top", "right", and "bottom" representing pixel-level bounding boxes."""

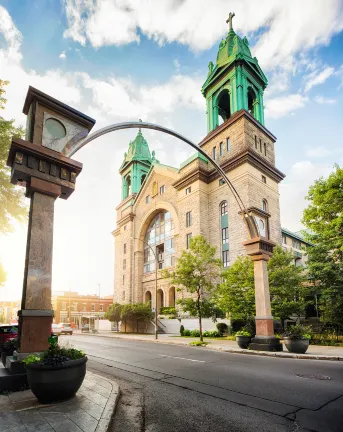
[
  {"left": 235, "top": 330, "right": 252, "bottom": 349},
  {"left": 22, "top": 336, "right": 87, "bottom": 404},
  {"left": 283, "top": 325, "right": 312, "bottom": 354},
  {"left": 1, "top": 338, "right": 17, "bottom": 367}
]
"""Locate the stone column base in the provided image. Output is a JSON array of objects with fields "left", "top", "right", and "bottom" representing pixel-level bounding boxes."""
[
  {"left": 19, "top": 312, "right": 53, "bottom": 353},
  {"left": 249, "top": 336, "right": 283, "bottom": 352}
]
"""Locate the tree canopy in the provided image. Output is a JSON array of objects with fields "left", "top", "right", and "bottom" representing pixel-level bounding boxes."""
[
  {"left": 302, "top": 165, "right": 343, "bottom": 326},
  {"left": 163, "top": 235, "right": 222, "bottom": 341},
  {"left": 0, "top": 80, "right": 27, "bottom": 233}
]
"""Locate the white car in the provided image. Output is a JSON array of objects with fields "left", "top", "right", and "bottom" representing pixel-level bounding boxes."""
[{"left": 51, "top": 323, "right": 62, "bottom": 335}]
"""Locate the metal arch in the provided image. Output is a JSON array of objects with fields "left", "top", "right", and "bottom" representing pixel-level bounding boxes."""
[{"left": 68, "top": 121, "right": 259, "bottom": 239}]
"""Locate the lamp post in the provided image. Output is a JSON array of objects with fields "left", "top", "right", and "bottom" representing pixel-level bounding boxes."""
[{"left": 132, "top": 237, "right": 158, "bottom": 340}]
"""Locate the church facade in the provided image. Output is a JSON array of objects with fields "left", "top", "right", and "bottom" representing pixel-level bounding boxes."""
[{"left": 112, "top": 21, "right": 285, "bottom": 311}]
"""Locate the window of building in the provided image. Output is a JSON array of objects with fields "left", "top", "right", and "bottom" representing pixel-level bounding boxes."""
[
  {"left": 123, "top": 243, "right": 126, "bottom": 254},
  {"left": 292, "top": 239, "right": 301, "bottom": 249},
  {"left": 73, "top": 302, "right": 78, "bottom": 311},
  {"left": 259, "top": 138, "right": 262, "bottom": 152},
  {"left": 219, "top": 178, "right": 225, "bottom": 186},
  {"left": 185, "top": 186, "right": 191, "bottom": 195},
  {"left": 226, "top": 137, "right": 230, "bottom": 151},
  {"left": 186, "top": 211, "right": 192, "bottom": 227},
  {"left": 123, "top": 275, "right": 125, "bottom": 285},
  {"left": 123, "top": 259, "right": 126, "bottom": 270},
  {"left": 99, "top": 304, "right": 103, "bottom": 312},
  {"left": 282, "top": 235, "right": 287, "bottom": 245},
  {"left": 220, "top": 201, "right": 228, "bottom": 215},
  {"left": 212, "top": 147, "right": 217, "bottom": 160},
  {"left": 261, "top": 175, "right": 266, "bottom": 183},
  {"left": 219, "top": 142, "right": 223, "bottom": 156},
  {"left": 160, "top": 185, "right": 165, "bottom": 194},
  {"left": 254, "top": 135, "right": 257, "bottom": 149},
  {"left": 222, "top": 227, "right": 229, "bottom": 244},
  {"left": 83, "top": 303, "right": 87, "bottom": 311},
  {"left": 91, "top": 304, "right": 95, "bottom": 312},
  {"left": 262, "top": 199, "right": 268, "bottom": 212},
  {"left": 61, "top": 302, "right": 66, "bottom": 310},
  {"left": 146, "top": 195, "right": 150, "bottom": 204},
  {"left": 264, "top": 143, "right": 267, "bottom": 156},
  {"left": 222, "top": 250, "right": 229, "bottom": 267},
  {"left": 143, "top": 211, "right": 175, "bottom": 273},
  {"left": 124, "top": 225, "right": 127, "bottom": 231},
  {"left": 186, "top": 233, "right": 192, "bottom": 249},
  {"left": 122, "top": 291, "right": 125, "bottom": 301}
]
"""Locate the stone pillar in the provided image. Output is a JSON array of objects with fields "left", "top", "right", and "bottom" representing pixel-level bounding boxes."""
[
  {"left": 18, "top": 180, "right": 60, "bottom": 355},
  {"left": 243, "top": 237, "right": 283, "bottom": 352}
]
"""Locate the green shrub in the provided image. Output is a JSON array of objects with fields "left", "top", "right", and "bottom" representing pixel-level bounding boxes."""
[
  {"left": 235, "top": 330, "right": 252, "bottom": 337},
  {"left": 216, "top": 322, "right": 228, "bottom": 336},
  {"left": 190, "top": 329, "right": 200, "bottom": 337},
  {"left": 160, "top": 307, "right": 177, "bottom": 315},
  {"left": 190, "top": 341, "right": 208, "bottom": 347},
  {"left": 183, "top": 329, "right": 191, "bottom": 336},
  {"left": 203, "top": 330, "right": 220, "bottom": 338},
  {"left": 283, "top": 324, "right": 312, "bottom": 340},
  {"left": 180, "top": 325, "right": 185, "bottom": 336}
]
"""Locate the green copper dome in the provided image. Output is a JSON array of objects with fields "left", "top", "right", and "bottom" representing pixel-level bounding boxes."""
[
  {"left": 120, "top": 129, "right": 152, "bottom": 170},
  {"left": 216, "top": 30, "right": 252, "bottom": 67}
]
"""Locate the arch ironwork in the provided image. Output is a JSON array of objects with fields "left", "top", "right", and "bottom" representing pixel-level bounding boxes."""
[{"left": 68, "top": 121, "right": 259, "bottom": 238}]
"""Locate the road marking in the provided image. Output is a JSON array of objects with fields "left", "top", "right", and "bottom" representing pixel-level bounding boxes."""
[{"left": 159, "top": 355, "right": 205, "bottom": 363}]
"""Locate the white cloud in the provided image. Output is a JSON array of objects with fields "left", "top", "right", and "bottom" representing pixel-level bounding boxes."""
[
  {"left": 59, "top": 51, "right": 67, "bottom": 59},
  {"left": 0, "top": 5, "right": 22, "bottom": 62},
  {"left": 304, "top": 67, "right": 335, "bottom": 92},
  {"left": 265, "top": 94, "right": 308, "bottom": 119},
  {"left": 63, "top": 0, "right": 343, "bottom": 74},
  {"left": 280, "top": 161, "right": 332, "bottom": 231},
  {"left": 314, "top": 95, "right": 336, "bottom": 104}
]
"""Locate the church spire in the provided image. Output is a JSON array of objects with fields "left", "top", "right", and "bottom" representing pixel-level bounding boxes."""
[{"left": 226, "top": 12, "right": 235, "bottom": 31}]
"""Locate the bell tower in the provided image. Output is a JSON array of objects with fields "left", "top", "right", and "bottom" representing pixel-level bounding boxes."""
[
  {"left": 119, "top": 127, "right": 154, "bottom": 200},
  {"left": 202, "top": 13, "right": 268, "bottom": 132}
]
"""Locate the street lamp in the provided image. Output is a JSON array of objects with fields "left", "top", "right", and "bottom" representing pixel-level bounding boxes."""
[{"left": 132, "top": 237, "right": 158, "bottom": 340}]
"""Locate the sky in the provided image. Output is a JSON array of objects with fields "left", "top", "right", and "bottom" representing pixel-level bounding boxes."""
[{"left": 0, "top": 0, "right": 343, "bottom": 301}]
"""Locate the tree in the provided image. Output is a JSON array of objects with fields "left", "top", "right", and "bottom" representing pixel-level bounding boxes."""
[
  {"left": 105, "top": 303, "right": 122, "bottom": 330},
  {"left": 302, "top": 165, "right": 343, "bottom": 326},
  {"left": 163, "top": 235, "right": 222, "bottom": 341},
  {"left": 120, "top": 304, "right": 134, "bottom": 332},
  {"left": 0, "top": 80, "right": 27, "bottom": 233},
  {"left": 268, "top": 245, "right": 309, "bottom": 330},
  {"left": 216, "top": 256, "right": 255, "bottom": 323},
  {"left": 216, "top": 248, "right": 309, "bottom": 330},
  {"left": 131, "top": 303, "right": 153, "bottom": 333}
]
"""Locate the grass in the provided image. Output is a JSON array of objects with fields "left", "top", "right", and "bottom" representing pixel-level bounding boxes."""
[
  {"left": 189, "top": 341, "right": 208, "bottom": 347},
  {"left": 171, "top": 335, "right": 236, "bottom": 341}
]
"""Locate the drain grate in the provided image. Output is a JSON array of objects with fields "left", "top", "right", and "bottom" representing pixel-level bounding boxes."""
[{"left": 295, "top": 374, "right": 331, "bottom": 380}]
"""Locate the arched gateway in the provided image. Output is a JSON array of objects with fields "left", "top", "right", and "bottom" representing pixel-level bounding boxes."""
[{"left": 7, "top": 15, "right": 283, "bottom": 356}]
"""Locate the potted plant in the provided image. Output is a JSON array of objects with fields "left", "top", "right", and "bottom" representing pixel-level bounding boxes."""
[
  {"left": 235, "top": 330, "right": 252, "bottom": 349},
  {"left": 22, "top": 336, "right": 87, "bottom": 404},
  {"left": 1, "top": 338, "right": 17, "bottom": 367},
  {"left": 283, "top": 324, "right": 312, "bottom": 354}
]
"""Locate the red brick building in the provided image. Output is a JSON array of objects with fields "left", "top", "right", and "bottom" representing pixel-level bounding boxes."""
[{"left": 51, "top": 292, "right": 113, "bottom": 327}]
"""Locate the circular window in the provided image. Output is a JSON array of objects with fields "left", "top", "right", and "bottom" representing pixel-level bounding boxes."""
[{"left": 45, "top": 118, "right": 66, "bottom": 139}]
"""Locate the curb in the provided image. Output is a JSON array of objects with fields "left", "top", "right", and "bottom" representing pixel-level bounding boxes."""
[
  {"left": 74, "top": 332, "right": 343, "bottom": 362},
  {"left": 91, "top": 372, "right": 120, "bottom": 432}
]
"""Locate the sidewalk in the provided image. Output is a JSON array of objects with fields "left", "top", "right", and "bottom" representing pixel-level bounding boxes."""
[
  {"left": 75, "top": 331, "right": 343, "bottom": 361},
  {"left": 0, "top": 370, "right": 119, "bottom": 432}
]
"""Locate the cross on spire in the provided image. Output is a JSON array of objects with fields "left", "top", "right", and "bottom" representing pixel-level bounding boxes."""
[{"left": 226, "top": 12, "right": 235, "bottom": 31}]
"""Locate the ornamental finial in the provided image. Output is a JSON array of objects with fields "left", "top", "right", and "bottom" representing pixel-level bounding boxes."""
[
  {"left": 138, "top": 118, "right": 142, "bottom": 132},
  {"left": 226, "top": 12, "right": 235, "bottom": 31}
]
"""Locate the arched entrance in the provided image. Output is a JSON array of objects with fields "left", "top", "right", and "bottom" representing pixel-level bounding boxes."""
[
  {"left": 145, "top": 291, "right": 152, "bottom": 304},
  {"left": 169, "top": 287, "right": 175, "bottom": 307},
  {"left": 157, "top": 289, "right": 164, "bottom": 313}
]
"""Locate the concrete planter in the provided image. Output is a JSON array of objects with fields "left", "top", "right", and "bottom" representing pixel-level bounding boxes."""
[
  {"left": 26, "top": 357, "right": 87, "bottom": 404},
  {"left": 284, "top": 338, "right": 310, "bottom": 354},
  {"left": 236, "top": 336, "right": 251, "bottom": 349},
  {"left": 1, "top": 350, "right": 14, "bottom": 367}
]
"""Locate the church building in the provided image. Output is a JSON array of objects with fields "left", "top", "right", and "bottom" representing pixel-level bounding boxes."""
[{"left": 112, "top": 18, "right": 285, "bottom": 311}]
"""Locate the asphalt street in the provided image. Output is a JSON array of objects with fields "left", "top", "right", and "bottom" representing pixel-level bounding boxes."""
[{"left": 64, "top": 334, "right": 343, "bottom": 432}]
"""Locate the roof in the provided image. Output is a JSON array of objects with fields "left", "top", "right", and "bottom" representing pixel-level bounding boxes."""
[
  {"left": 281, "top": 227, "right": 314, "bottom": 246},
  {"left": 179, "top": 151, "right": 209, "bottom": 169},
  {"left": 119, "top": 129, "right": 154, "bottom": 172}
]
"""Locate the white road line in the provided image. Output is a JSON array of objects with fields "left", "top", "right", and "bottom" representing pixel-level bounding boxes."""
[{"left": 159, "top": 355, "right": 205, "bottom": 363}]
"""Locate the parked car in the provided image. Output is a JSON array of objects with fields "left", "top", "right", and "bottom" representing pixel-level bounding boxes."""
[
  {"left": 0, "top": 325, "right": 18, "bottom": 351},
  {"left": 81, "top": 324, "right": 90, "bottom": 332},
  {"left": 51, "top": 323, "right": 62, "bottom": 335},
  {"left": 59, "top": 323, "right": 73, "bottom": 335}
]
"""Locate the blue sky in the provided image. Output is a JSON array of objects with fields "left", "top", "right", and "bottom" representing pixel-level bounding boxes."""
[{"left": 1, "top": 0, "right": 343, "bottom": 300}]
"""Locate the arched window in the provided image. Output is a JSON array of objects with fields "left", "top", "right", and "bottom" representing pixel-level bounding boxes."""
[
  {"left": 126, "top": 175, "right": 131, "bottom": 197},
  {"left": 247, "top": 87, "right": 257, "bottom": 119},
  {"left": 145, "top": 291, "right": 152, "bottom": 304},
  {"left": 217, "top": 90, "right": 231, "bottom": 124},
  {"left": 157, "top": 289, "right": 164, "bottom": 313},
  {"left": 220, "top": 201, "right": 228, "bottom": 216},
  {"left": 262, "top": 199, "right": 268, "bottom": 212},
  {"left": 141, "top": 174, "right": 147, "bottom": 185},
  {"left": 143, "top": 211, "right": 175, "bottom": 273},
  {"left": 169, "top": 287, "right": 176, "bottom": 307}
]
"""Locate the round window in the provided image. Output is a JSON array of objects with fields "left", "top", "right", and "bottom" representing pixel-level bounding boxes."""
[{"left": 45, "top": 118, "right": 66, "bottom": 139}]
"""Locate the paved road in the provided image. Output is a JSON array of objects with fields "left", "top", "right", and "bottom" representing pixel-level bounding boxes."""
[{"left": 64, "top": 334, "right": 343, "bottom": 432}]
